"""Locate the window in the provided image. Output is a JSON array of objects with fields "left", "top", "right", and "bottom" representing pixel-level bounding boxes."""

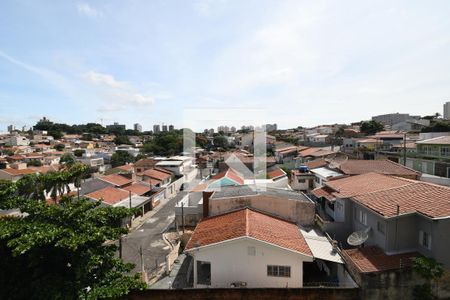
[
  {"left": 377, "top": 221, "right": 385, "bottom": 234},
  {"left": 419, "top": 231, "right": 432, "bottom": 250},
  {"left": 298, "top": 179, "right": 306, "bottom": 183},
  {"left": 441, "top": 147, "right": 450, "bottom": 157},
  {"left": 248, "top": 246, "right": 256, "bottom": 256},
  {"left": 197, "top": 261, "right": 211, "bottom": 285},
  {"left": 358, "top": 210, "right": 367, "bottom": 225},
  {"left": 267, "top": 265, "right": 291, "bottom": 278}
]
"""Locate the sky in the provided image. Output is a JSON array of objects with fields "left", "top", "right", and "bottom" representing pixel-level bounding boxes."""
[{"left": 0, "top": 0, "right": 450, "bottom": 132}]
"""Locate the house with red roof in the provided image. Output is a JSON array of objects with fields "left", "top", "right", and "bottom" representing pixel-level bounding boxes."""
[
  {"left": 185, "top": 208, "right": 314, "bottom": 288},
  {"left": 312, "top": 172, "right": 450, "bottom": 269}
]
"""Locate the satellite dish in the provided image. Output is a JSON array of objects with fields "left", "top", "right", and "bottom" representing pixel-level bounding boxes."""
[{"left": 347, "top": 227, "right": 371, "bottom": 246}]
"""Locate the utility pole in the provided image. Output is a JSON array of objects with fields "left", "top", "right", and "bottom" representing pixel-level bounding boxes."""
[{"left": 129, "top": 191, "right": 132, "bottom": 227}]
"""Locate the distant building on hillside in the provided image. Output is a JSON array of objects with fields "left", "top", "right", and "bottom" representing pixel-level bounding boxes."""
[
  {"left": 169, "top": 124, "right": 174, "bottom": 131},
  {"left": 372, "top": 113, "right": 420, "bottom": 126},
  {"left": 162, "top": 124, "right": 168, "bottom": 132},
  {"left": 106, "top": 122, "right": 126, "bottom": 132},
  {"left": 444, "top": 101, "right": 450, "bottom": 120},
  {"left": 153, "top": 124, "right": 160, "bottom": 133},
  {"left": 7, "top": 125, "right": 15, "bottom": 132},
  {"left": 263, "top": 123, "right": 277, "bottom": 132},
  {"left": 134, "top": 123, "right": 142, "bottom": 132}
]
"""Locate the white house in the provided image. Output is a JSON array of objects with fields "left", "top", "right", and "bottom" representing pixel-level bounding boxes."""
[{"left": 185, "top": 208, "right": 314, "bottom": 288}]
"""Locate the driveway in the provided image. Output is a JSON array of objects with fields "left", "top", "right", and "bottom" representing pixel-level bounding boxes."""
[{"left": 121, "top": 191, "right": 187, "bottom": 275}]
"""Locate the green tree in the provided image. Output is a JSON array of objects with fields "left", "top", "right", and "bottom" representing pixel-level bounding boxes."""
[
  {"left": 16, "top": 174, "right": 46, "bottom": 201},
  {"left": 60, "top": 153, "right": 76, "bottom": 166},
  {"left": 73, "top": 149, "right": 85, "bottom": 157},
  {"left": 412, "top": 256, "right": 444, "bottom": 300},
  {"left": 142, "top": 130, "right": 183, "bottom": 156},
  {"left": 54, "top": 143, "right": 65, "bottom": 151},
  {"left": 0, "top": 195, "right": 144, "bottom": 299},
  {"left": 360, "top": 120, "right": 384, "bottom": 135},
  {"left": 213, "top": 135, "right": 229, "bottom": 149},
  {"left": 114, "top": 135, "right": 132, "bottom": 145},
  {"left": 27, "top": 160, "right": 43, "bottom": 167},
  {"left": 111, "top": 151, "right": 136, "bottom": 168}
]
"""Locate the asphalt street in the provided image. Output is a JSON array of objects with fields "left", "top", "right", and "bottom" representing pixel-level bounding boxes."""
[{"left": 121, "top": 191, "right": 187, "bottom": 274}]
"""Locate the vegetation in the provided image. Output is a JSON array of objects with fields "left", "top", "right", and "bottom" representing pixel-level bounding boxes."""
[
  {"left": 142, "top": 130, "right": 184, "bottom": 156},
  {"left": 111, "top": 151, "right": 136, "bottom": 168},
  {"left": 54, "top": 143, "right": 65, "bottom": 151},
  {"left": 74, "top": 149, "right": 85, "bottom": 157},
  {"left": 421, "top": 120, "right": 450, "bottom": 133},
  {"left": 114, "top": 135, "right": 132, "bottom": 145},
  {"left": 213, "top": 135, "right": 229, "bottom": 149},
  {"left": 27, "top": 160, "right": 43, "bottom": 167},
  {"left": 0, "top": 181, "right": 144, "bottom": 299},
  {"left": 59, "top": 153, "right": 76, "bottom": 166},
  {"left": 360, "top": 120, "right": 384, "bottom": 135},
  {"left": 412, "top": 256, "right": 444, "bottom": 300}
]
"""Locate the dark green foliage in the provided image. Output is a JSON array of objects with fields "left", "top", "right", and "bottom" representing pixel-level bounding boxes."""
[
  {"left": 360, "top": 120, "right": 384, "bottom": 135},
  {"left": 60, "top": 153, "right": 76, "bottom": 166},
  {"left": 54, "top": 143, "right": 65, "bottom": 151},
  {"left": 74, "top": 149, "right": 85, "bottom": 157},
  {"left": 142, "top": 130, "right": 184, "bottom": 156},
  {"left": 412, "top": 256, "right": 444, "bottom": 300},
  {"left": 111, "top": 151, "right": 136, "bottom": 168},
  {"left": 114, "top": 135, "right": 132, "bottom": 145},
  {"left": 421, "top": 120, "right": 450, "bottom": 133},
  {"left": 0, "top": 197, "right": 145, "bottom": 299},
  {"left": 213, "top": 135, "right": 229, "bottom": 149},
  {"left": 27, "top": 160, "right": 43, "bottom": 167}
]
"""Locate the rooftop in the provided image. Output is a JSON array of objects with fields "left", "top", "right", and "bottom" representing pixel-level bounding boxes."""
[
  {"left": 142, "top": 168, "right": 172, "bottom": 181},
  {"left": 85, "top": 186, "right": 129, "bottom": 205},
  {"left": 342, "top": 246, "right": 416, "bottom": 273},
  {"left": 310, "top": 167, "right": 343, "bottom": 179},
  {"left": 0, "top": 168, "right": 35, "bottom": 176},
  {"left": 210, "top": 185, "right": 310, "bottom": 202},
  {"left": 99, "top": 174, "right": 132, "bottom": 187},
  {"left": 122, "top": 182, "right": 152, "bottom": 196},
  {"left": 338, "top": 159, "right": 419, "bottom": 177},
  {"left": 185, "top": 208, "right": 312, "bottom": 256},
  {"left": 416, "top": 136, "right": 450, "bottom": 145}
]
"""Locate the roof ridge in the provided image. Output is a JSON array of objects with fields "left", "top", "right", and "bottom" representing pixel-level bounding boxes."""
[{"left": 352, "top": 181, "right": 417, "bottom": 199}]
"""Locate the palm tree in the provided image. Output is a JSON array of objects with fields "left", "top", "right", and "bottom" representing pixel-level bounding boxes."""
[
  {"left": 16, "top": 174, "right": 46, "bottom": 201},
  {"left": 44, "top": 172, "right": 67, "bottom": 204},
  {"left": 66, "top": 163, "right": 88, "bottom": 199}
]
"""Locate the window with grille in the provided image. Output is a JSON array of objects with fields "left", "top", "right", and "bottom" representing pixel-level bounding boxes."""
[{"left": 267, "top": 265, "right": 291, "bottom": 277}]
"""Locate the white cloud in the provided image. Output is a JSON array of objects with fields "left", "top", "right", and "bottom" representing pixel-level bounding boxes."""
[
  {"left": 77, "top": 3, "right": 103, "bottom": 18},
  {"left": 193, "top": 0, "right": 228, "bottom": 17},
  {"left": 84, "top": 71, "right": 155, "bottom": 108}
]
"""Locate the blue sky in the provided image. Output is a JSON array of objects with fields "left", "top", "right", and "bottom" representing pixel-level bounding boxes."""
[{"left": 1, "top": 0, "right": 450, "bottom": 132}]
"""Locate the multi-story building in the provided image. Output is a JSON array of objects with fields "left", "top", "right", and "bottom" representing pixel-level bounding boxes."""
[
  {"left": 7, "top": 125, "right": 15, "bottom": 133},
  {"left": 133, "top": 123, "right": 142, "bottom": 132},
  {"left": 106, "top": 122, "right": 126, "bottom": 132},
  {"left": 372, "top": 113, "right": 420, "bottom": 126},
  {"left": 444, "top": 101, "right": 450, "bottom": 120},
  {"left": 405, "top": 136, "right": 450, "bottom": 177},
  {"left": 153, "top": 124, "right": 160, "bottom": 133},
  {"left": 169, "top": 124, "right": 174, "bottom": 131},
  {"left": 162, "top": 124, "right": 168, "bottom": 132}
]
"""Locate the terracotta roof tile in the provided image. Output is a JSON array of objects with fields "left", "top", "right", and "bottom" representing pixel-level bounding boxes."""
[
  {"left": 267, "top": 167, "right": 286, "bottom": 179},
  {"left": 304, "top": 159, "right": 328, "bottom": 170},
  {"left": 85, "top": 186, "right": 129, "bottom": 205},
  {"left": 212, "top": 168, "right": 244, "bottom": 185},
  {"left": 343, "top": 246, "right": 417, "bottom": 273},
  {"left": 338, "top": 159, "right": 419, "bottom": 177},
  {"left": 1, "top": 168, "right": 35, "bottom": 176},
  {"left": 122, "top": 183, "right": 151, "bottom": 196},
  {"left": 323, "top": 172, "right": 410, "bottom": 199},
  {"left": 99, "top": 174, "right": 132, "bottom": 187},
  {"left": 353, "top": 181, "right": 450, "bottom": 218},
  {"left": 186, "top": 208, "right": 312, "bottom": 256},
  {"left": 142, "top": 168, "right": 172, "bottom": 181}
]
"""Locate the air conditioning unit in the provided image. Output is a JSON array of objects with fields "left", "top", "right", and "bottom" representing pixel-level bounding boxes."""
[{"left": 230, "top": 281, "right": 247, "bottom": 288}]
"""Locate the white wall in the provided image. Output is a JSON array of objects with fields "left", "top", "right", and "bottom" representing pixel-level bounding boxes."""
[{"left": 190, "top": 237, "right": 312, "bottom": 288}]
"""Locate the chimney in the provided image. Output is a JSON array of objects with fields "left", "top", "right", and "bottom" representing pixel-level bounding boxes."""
[{"left": 202, "top": 191, "right": 214, "bottom": 218}]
